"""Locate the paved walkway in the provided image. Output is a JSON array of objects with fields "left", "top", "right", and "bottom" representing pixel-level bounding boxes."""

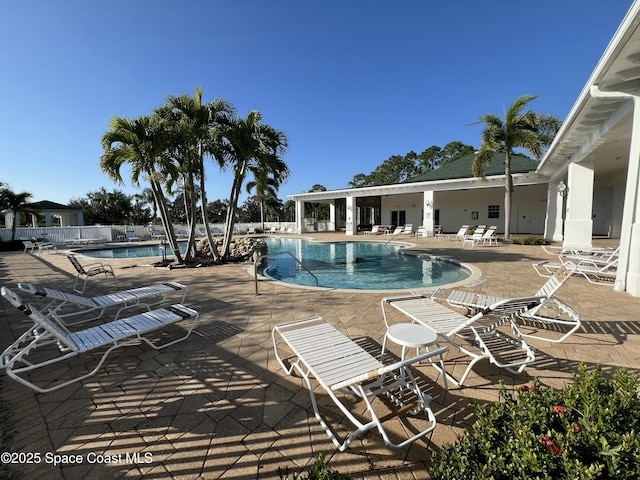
[{"left": 0, "top": 234, "right": 638, "bottom": 479}]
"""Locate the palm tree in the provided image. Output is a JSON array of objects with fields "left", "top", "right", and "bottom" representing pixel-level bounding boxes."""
[
  {"left": 472, "top": 95, "right": 561, "bottom": 240},
  {"left": 0, "top": 188, "right": 39, "bottom": 240},
  {"left": 100, "top": 114, "right": 185, "bottom": 264},
  {"left": 163, "top": 87, "right": 234, "bottom": 261},
  {"left": 218, "top": 111, "right": 289, "bottom": 258},
  {"left": 246, "top": 170, "right": 280, "bottom": 231}
]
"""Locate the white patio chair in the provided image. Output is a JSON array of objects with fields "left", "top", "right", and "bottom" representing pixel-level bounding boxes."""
[
  {"left": 363, "top": 225, "right": 381, "bottom": 235},
  {"left": 558, "top": 246, "right": 619, "bottom": 266},
  {"left": 533, "top": 258, "right": 618, "bottom": 285},
  {"left": 462, "top": 231, "right": 485, "bottom": 247},
  {"left": 453, "top": 225, "right": 470, "bottom": 242},
  {"left": 67, "top": 254, "right": 118, "bottom": 294},
  {"left": 272, "top": 316, "right": 448, "bottom": 451},
  {"left": 384, "top": 227, "right": 403, "bottom": 236},
  {"left": 16, "top": 281, "right": 187, "bottom": 325},
  {"left": 381, "top": 294, "right": 538, "bottom": 387},
  {"left": 149, "top": 228, "right": 165, "bottom": 240},
  {"left": 432, "top": 266, "right": 580, "bottom": 343},
  {"left": 125, "top": 231, "right": 140, "bottom": 242},
  {"left": 401, "top": 224, "right": 413, "bottom": 236},
  {"left": 22, "top": 240, "right": 36, "bottom": 254},
  {"left": 480, "top": 226, "right": 498, "bottom": 246},
  {"left": 0, "top": 287, "right": 199, "bottom": 393}
]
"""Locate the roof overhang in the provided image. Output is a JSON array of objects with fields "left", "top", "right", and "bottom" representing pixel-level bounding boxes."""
[
  {"left": 537, "top": 1, "right": 640, "bottom": 181},
  {"left": 289, "top": 171, "right": 547, "bottom": 202}
]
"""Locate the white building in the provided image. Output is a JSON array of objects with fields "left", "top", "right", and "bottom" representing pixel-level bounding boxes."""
[{"left": 291, "top": 0, "right": 640, "bottom": 297}]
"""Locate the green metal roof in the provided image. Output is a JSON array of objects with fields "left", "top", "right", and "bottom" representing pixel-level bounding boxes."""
[{"left": 407, "top": 152, "right": 539, "bottom": 182}]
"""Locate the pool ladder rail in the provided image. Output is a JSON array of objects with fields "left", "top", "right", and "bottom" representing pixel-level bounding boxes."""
[{"left": 253, "top": 251, "right": 319, "bottom": 295}]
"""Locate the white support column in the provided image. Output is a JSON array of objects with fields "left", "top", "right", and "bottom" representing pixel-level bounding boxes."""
[
  {"left": 544, "top": 182, "right": 565, "bottom": 242},
  {"left": 345, "top": 196, "right": 355, "bottom": 235},
  {"left": 422, "top": 190, "right": 434, "bottom": 236},
  {"left": 590, "top": 86, "right": 640, "bottom": 295},
  {"left": 329, "top": 201, "right": 336, "bottom": 231},
  {"left": 295, "top": 200, "right": 305, "bottom": 234},
  {"left": 563, "top": 158, "right": 595, "bottom": 250},
  {"left": 623, "top": 110, "right": 640, "bottom": 295}
]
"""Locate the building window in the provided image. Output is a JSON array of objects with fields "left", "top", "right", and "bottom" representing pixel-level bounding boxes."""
[{"left": 488, "top": 205, "right": 500, "bottom": 219}]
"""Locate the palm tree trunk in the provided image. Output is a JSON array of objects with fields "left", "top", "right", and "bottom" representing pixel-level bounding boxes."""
[
  {"left": 198, "top": 145, "right": 221, "bottom": 261},
  {"left": 221, "top": 177, "right": 243, "bottom": 259},
  {"left": 504, "top": 152, "right": 513, "bottom": 241},
  {"left": 150, "top": 180, "right": 184, "bottom": 264}
]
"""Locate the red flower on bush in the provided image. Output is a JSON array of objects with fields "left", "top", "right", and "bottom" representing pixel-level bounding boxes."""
[
  {"left": 540, "top": 435, "right": 563, "bottom": 455},
  {"left": 519, "top": 385, "right": 529, "bottom": 392},
  {"left": 530, "top": 385, "right": 539, "bottom": 393},
  {"left": 572, "top": 422, "right": 581, "bottom": 432},
  {"left": 553, "top": 405, "right": 568, "bottom": 414}
]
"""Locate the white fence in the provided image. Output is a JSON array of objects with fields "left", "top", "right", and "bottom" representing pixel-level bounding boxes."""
[{"left": 0, "top": 222, "right": 298, "bottom": 245}]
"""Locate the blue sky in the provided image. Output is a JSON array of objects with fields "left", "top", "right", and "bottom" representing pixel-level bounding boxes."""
[{"left": 0, "top": 0, "right": 635, "bottom": 205}]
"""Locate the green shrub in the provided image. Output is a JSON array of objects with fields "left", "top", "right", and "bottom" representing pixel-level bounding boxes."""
[
  {"left": 430, "top": 365, "right": 640, "bottom": 479},
  {"left": 511, "top": 236, "right": 547, "bottom": 245},
  {"left": 0, "top": 240, "right": 24, "bottom": 252},
  {"left": 277, "top": 453, "right": 351, "bottom": 480}
]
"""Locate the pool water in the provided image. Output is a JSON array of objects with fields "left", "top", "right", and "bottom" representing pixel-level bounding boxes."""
[
  {"left": 79, "top": 242, "right": 187, "bottom": 259},
  {"left": 77, "top": 237, "right": 471, "bottom": 290},
  {"left": 260, "top": 237, "right": 471, "bottom": 290}
]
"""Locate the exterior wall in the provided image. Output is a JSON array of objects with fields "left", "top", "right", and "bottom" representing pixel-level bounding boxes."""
[
  {"left": 417, "top": 184, "right": 548, "bottom": 235},
  {"left": 380, "top": 193, "right": 424, "bottom": 228}
]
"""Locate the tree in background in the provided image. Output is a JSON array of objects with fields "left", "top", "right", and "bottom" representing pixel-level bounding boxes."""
[
  {"left": 304, "top": 184, "right": 330, "bottom": 221},
  {"left": 246, "top": 170, "right": 282, "bottom": 231},
  {"left": 472, "top": 95, "right": 561, "bottom": 240},
  {"left": 205, "top": 199, "right": 228, "bottom": 223},
  {"left": 349, "top": 141, "right": 475, "bottom": 187},
  {"left": 0, "top": 187, "right": 39, "bottom": 240},
  {"left": 68, "top": 188, "right": 134, "bottom": 225}
]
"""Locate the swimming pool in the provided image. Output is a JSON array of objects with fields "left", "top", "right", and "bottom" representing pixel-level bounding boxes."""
[
  {"left": 78, "top": 242, "right": 187, "bottom": 259},
  {"left": 260, "top": 237, "right": 472, "bottom": 290},
  {"left": 77, "top": 236, "right": 474, "bottom": 291}
]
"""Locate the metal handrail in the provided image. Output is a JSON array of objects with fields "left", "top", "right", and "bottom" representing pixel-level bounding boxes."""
[{"left": 254, "top": 251, "right": 319, "bottom": 295}]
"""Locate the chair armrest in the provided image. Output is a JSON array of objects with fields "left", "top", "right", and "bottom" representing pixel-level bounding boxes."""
[{"left": 330, "top": 346, "right": 449, "bottom": 391}]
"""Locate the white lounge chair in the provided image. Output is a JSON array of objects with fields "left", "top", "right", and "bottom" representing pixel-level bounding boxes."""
[
  {"left": 0, "top": 287, "right": 199, "bottom": 393},
  {"left": 558, "top": 246, "right": 619, "bottom": 266},
  {"left": 463, "top": 226, "right": 497, "bottom": 247},
  {"left": 453, "top": 225, "right": 470, "bottom": 242},
  {"left": 384, "top": 227, "right": 403, "bottom": 236},
  {"left": 16, "top": 281, "right": 188, "bottom": 325},
  {"left": 149, "top": 228, "right": 165, "bottom": 240},
  {"left": 382, "top": 295, "right": 538, "bottom": 387},
  {"left": 533, "top": 258, "right": 618, "bottom": 285},
  {"left": 23, "top": 239, "right": 56, "bottom": 255},
  {"left": 400, "top": 224, "right": 413, "bottom": 236},
  {"left": 433, "top": 266, "right": 580, "bottom": 343},
  {"left": 22, "top": 240, "right": 36, "bottom": 254},
  {"left": 363, "top": 225, "right": 381, "bottom": 235},
  {"left": 125, "top": 231, "right": 140, "bottom": 242},
  {"left": 272, "top": 316, "right": 448, "bottom": 451},
  {"left": 462, "top": 231, "right": 484, "bottom": 248},
  {"left": 67, "top": 254, "right": 118, "bottom": 294}
]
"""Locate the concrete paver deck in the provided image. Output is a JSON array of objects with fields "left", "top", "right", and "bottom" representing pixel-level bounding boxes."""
[{"left": 0, "top": 233, "right": 637, "bottom": 479}]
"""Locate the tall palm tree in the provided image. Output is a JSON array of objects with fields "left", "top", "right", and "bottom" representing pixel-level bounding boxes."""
[
  {"left": 246, "top": 170, "right": 280, "bottom": 231},
  {"left": 218, "top": 111, "right": 289, "bottom": 258},
  {"left": 163, "top": 87, "right": 234, "bottom": 261},
  {"left": 0, "top": 188, "right": 39, "bottom": 239},
  {"left": 472, "top": 95, "right": 561, "bottom": 240},
  {"left": 100, "top": 114, "right": 185, "bottom": 264}
]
